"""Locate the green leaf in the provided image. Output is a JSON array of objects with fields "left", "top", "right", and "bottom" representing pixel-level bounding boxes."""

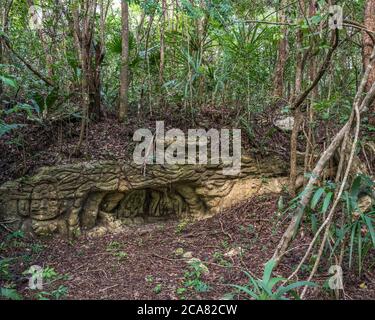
[
  {"left": 363, "top": 215, "right": 375, "bottom": 247},
  {"left": 256, "top": 280, "right": 274, "bottom": 298},
  {"left": 268, "top": 277, "right": 286, "bottom": 291},
  {"left": 344, "top": 191, "right": 352, "bottom": 216},
  {"left": 262, "top": 259, "right": 276, "bottom": 285},
  {"left": 276, "top": 281, "right": 316, "bottom": 297},
  {"left": 351, "top": 176, "right": 362, "bottom": 200},
  {"left": 0, "top": 75, "right": 17, "bottom": 88},
  {"left": 46, "top": 87, "right": 59, "bottom": 109},
  {"left": 243, "top": 271, "right": 260, "bottom": 293},
  {"left": 0, "top": 123, "right": 25, "bottom": 137},
  {"left": 0, "top": 288, "right": 23, "bottom": 300},
  {"left": 310, "top": 14, "right": 323, "bottom": 25},
  {"left": 358, "top": 226, "right": 362, "bottom": 275},
  {"left": 230, "top": 284, "right": 259, "bottom": 300},
  {"left": 349, "top": 223, "right": 357, "bottom": 269},
  {"left": 311, "top": 188, "right": 324, "bottom": 210},
  {"left": 321, "top": 192, "right": 333, "bottom": 214}
]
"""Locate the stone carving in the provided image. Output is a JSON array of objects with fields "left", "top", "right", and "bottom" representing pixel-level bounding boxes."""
[{"left": 0, "top": 157, "right": 288, "bottom": 237}]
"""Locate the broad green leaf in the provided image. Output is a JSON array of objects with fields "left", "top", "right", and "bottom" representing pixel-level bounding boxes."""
[
  {"left": 268, "top": 277, "right": 286, "bottom": 291},
  {"left": 363, "top": 215, "right": 375, "bottom": 247},
  {"left": 349, "top": 223, "right": 357, "bottom": 269},
  {"left": 0, "top": 75, "right": 17, "bottom": 88},
  {"left": 230, "top": 285, "right": 259, "bottom": 300},
  {"left": 311, "top": 188, "right": 325, "bottom": 210},
  {"left": 358, "top": 226, "right": 362, "bottom": 275},
  {"left": 276, "top": 281, "right": 316, "bottom": 296},
  {"left": 321, "top": 192, "right": 333, "bottom": 214},
  {"left": 262, "top": 259, "right": 276, "bottom": 284},
  {"left": 351, "top": 176, "right": 362, "bottom": 200},
  {"left": 257, "top": 280, "right": 274, "bottom": 297}
]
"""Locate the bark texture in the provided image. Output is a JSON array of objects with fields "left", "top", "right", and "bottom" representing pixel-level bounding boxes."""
[
  {"left": 363, "top": 0, "right": 375, "bottom": 125},
  {"left": 119, "top": 0, "right": 129, "bottom": 122}
]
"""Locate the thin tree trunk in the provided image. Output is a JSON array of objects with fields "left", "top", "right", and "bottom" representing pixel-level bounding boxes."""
[
  {"left": 289, "top": 18, "right": 304, "bottom": 197},
  {"left": 26, "top": 0, "right": 54, "bottom": 79},
  {"left": 73, "top": 0, "right": 97, "bottom": 154},
  {"left": 304, "top": 1, "right": 318, "bottom": 180},
  {"left": 140, "top": 12, "right": 156, "bottom": 113},
  {"left": 119, "top": 0, "right": 129, "bottom": 122},
  {"left": 363, "top": 0, "right": 375, "bottom": 125},
  {"left": 0, "top": 1, "right": 12, "bottom": 96},
  {"left": 159, "top": 0, "right": 166, "bottom": 85},
  {"left": 273, "top": 0, "right": 289, "bottom": 99}
]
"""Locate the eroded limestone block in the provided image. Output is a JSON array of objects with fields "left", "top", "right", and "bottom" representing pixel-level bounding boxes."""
[
  {"left": 101, "top": 193, "right": 125, "bottom": 212},
  {"left": 118, "top": 190, "right": 146, "bottom": 218},
  {"left": 0, "top": 157, "right": 288, "bottom": 237}
]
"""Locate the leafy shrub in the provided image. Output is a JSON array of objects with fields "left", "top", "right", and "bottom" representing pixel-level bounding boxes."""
[{"left": 231, "top": 259, "right": 316, "bottom": 300}]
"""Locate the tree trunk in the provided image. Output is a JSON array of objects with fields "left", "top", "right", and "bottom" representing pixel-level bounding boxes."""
[
  {"left": 0, "top": 3, "right": 5, "bottom": 97},
  {"left": 304, "top": 1, "right": 318, "bottom": 179},
  {"left": 0, "top": 0, "right": 13, "bottom": 97},
  {"left": 26, "top": 0, "right": 55, "bottom": 80},
  {"left": 88, "top": 0, "right": 108, "bottom": 121},
  {"left": 119, "top": 0, "right": 129, "bottom": 122},
  {"left": 363, "top": 0, "right": 375, "bottom": 125},
  {"left": 73, "top": 0, "right": 97, "bottom": 155},
  {"left": 289, "top": 25, "right": 304, "bottom": 197},
  {"left": 159, "top": 0, "right": 166, "bottom": 85},
  {"left": 273, "top": 0, "right": 289, "bottom": 100}
]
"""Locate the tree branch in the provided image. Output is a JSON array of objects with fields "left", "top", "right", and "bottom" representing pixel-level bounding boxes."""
[
  {"left": 291, "top": 29, "right": 339, "bottom": 110},
  {"left": 1, "top": 35, "right": 54, "bottom": 87}
]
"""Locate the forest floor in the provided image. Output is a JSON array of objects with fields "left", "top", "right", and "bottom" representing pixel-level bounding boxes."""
[{"left": 1, "top": 194, "right": 374, "bottom": 300}]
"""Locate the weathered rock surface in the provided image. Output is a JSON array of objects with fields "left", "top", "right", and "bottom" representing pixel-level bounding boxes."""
[
  {"left": 0, "top": 157, "right": 288, "bottom": 237},
  {"left": 274, "top": 116, "right": 295, "bottom": 131}
]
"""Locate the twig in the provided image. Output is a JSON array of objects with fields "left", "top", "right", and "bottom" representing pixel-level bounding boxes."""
[
  {"left": 0, "top": 219, "right": 18, "bottom": 224},
  {"left": 219, "top": 218, "right": 233, "bottom": 242},
  {"left": 152, "top": 253, "right": 184, "bottom": 261},
  {"left": 0, "top": 223, "right": 13, "bottom": 232},
  {"left": 99, "top": 284, "right": 120, "bottom": 292}
]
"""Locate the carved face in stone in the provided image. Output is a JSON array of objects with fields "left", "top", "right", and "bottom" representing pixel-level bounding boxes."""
[
  {"left": 30, "top": 184, "right": 60, "bottom": 220},
  {"left": 31, "top": 198, "right": 59, "bottom": 221},
  {"left": 17, "top": 199, "right": 30, "bottom": 217}
]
